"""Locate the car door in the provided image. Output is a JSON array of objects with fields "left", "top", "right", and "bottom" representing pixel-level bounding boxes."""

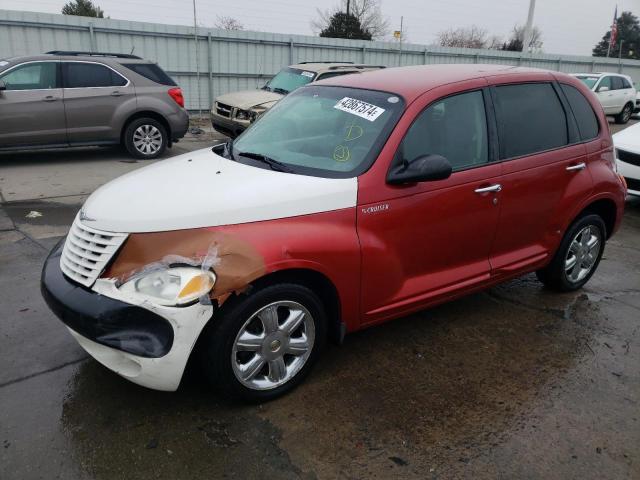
[
  {"left": 487, "top": 80, "right": 593, "bottom": 278},
  {"left": 62, "top": 61, "right": 134, "bottom": 144},
  {"left": 594, "top": 76, "right": 615, "bottom": 114},
  {"left": 0, "top": 61, "right": 67, "bottom": 148},
  {"left": 357, "top": 84, "right": 503, "bottom": 325}
]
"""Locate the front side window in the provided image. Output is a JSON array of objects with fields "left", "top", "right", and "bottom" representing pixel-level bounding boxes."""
[
  {"left": 493, "top": 83, "right": 568, "bottom": 159},
  {"left": 264, "top": 68, "right": 316, "bottom": 94},
  {"left": 231, "top": 85, "right": 404, "bottom": 178},
  {"left": 64, "top": 62, "right": 127, "bottom": 88},
  {"left": 0, "top": 62, "right": 58, "bottom": 90},
  {"left": 596, "top": 76, "right": 612, "bottom": 91},
  {"left": 399, "top": 90, "right": 489, "bottom": 171}
]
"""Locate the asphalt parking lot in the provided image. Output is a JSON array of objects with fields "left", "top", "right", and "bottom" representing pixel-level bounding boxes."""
[{"left": 1, "top": 119, "right": 639, "bottom": 480}]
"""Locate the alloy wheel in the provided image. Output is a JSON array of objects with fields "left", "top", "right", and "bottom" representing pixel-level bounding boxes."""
[
  {"left": 133, "top": 124, "right": 163, "bottom": 155},
  {"left": 564, "top": 225, "right": 602, "bottom": 283},
  {"left": 231, "top": 300, "right": 315, "bottom": 390}
]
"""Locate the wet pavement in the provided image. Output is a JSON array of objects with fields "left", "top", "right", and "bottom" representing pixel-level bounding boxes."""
[{"left": 1, "top": 134, "right": 639, "bottom": 479}]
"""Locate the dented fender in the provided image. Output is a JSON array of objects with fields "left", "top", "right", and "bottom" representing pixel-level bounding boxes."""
[{"left": 103, "top": 208, "right": 362, "bottom": 331}]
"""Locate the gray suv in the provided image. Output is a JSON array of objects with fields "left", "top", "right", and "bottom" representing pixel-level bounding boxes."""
[{"left": 0, "top": 51, "right": 189, "bottom": 159}]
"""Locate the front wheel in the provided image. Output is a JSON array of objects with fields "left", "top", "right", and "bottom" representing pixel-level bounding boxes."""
[
  {"left": 536, "top": 214, "right": 606, "bottom": 292},
  {"left": 124, "top": 118, "right": 167, "bottom": 159},
  {"left": 615, "top": 103, "right": 633, "bottom": 124},
  {"left": 199, "top": 283, "right": 327, "bottom": 402}
]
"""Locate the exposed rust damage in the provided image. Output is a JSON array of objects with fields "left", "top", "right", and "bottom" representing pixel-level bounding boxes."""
[{"left": 103, "top": 229, "right": 266, "bottom": 304}]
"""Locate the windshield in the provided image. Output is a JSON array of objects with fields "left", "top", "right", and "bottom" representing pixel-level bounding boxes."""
[
  {"left": 231, "top": 85, "right": 405, "bottom": 178},
  {"left": 576, "top": 76, "right": 599, "bottom": 89},
  {"left": 264, "top": 67, "right": 316, "bottom": 94}
]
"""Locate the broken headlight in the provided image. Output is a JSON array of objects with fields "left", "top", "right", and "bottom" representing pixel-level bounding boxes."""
[{"left": 119, "top": 267, "right": 216, "bottom": 306}]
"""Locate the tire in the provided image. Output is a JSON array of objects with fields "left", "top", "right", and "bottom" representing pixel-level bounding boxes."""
[
  {"left": 123, "top": 117, "right": 167, "bottom": 159},
  {"left": 536, "top": 214, "right": 606, "bottom": 292},
  {"left": 199, "top": 283, "right": 327, "bottom": 402},
  {"left": 615, "top": 102, "right": 633, "bottom": 124}
]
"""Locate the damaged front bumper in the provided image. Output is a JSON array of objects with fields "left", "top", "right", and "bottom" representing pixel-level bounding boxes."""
[{"left": 41, "top": 240, "right": 214, "bottom": 391}]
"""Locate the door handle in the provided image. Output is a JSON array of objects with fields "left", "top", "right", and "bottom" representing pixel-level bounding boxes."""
[
  {"left": 566, "top": 162, "right": 586, "bottom": 171},
  {"left": 110, "top": 91, "right": 123, "bottom": 97},
  {"left": 474, "top": 184, "right": 502, "bottom": 193},
  {"left": 42, "top": 95, "right": 57, "bottom": 102}
]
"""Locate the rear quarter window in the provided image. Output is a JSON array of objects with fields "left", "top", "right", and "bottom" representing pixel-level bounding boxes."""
[
  {"left": 560, "top": 84, "right": 599, "bottom": 141},
  {"left": 493, "top": 83, "right": 568, "bottom": 159},
  {"left": 123, "top": 63, "right": 177, "bottom": 86}
]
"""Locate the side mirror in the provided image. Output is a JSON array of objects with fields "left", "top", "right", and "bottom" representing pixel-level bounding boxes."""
[
  {"left": 387, "top": 154, "right": 452, "bottom": 185},
  {"left": 597, "top": 85, "right": 610, "bottom": 93},
  {"left": 0, "top": 80, "right": 6, "bottom": 91}
]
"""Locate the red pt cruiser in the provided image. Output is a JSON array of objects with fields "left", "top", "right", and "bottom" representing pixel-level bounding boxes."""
[{"left": 42, "top": 65, "right": 626, "bottom": 401}]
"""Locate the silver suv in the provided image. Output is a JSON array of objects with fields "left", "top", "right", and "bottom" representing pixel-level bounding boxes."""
[{"left": 0, "top": 51, "right": 189, "bottom": 159}]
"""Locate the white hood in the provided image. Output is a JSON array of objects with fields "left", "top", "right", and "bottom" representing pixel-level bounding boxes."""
[
  {"left": 613, "top": 121, "right": 640, "bottom": 152},
  {"left": 82, "top": 148, "right": 357, "bottom": 233}
]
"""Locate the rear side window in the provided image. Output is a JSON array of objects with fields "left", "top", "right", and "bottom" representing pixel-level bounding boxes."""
[
  {"left": 560, "top": 84, "right": 599, "bottom": 141},
  {"left": 64, "top": 62, "right": 127, "bottom": 88},
  {"left": 611, "top": 76, "right": 624, "bottom": 90},
  {"left": 0, "top": 62, "right": 59, "bottom": 90},
  {"left": 400, "top": 90, "right": 488, "bottom": 171},
  {"left": 123, "top": 63, "right": 177, "bottom": 86},
  {"left": 622, "top": 77, "right": 633, "bottom": 89},
  {"left": 493, "top": 83, "right": 568, "bottom": 159}
]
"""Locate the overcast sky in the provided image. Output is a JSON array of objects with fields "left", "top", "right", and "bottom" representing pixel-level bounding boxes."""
[{"left": 4, "top": 0, "right": 639, "bottom": 55}]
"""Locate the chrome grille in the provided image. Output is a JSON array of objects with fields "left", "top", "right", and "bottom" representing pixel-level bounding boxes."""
[
  {"left": 216, "top": 102, "right": 233, "bottom": 118},
  {"left": 60, "top": 214, "right": 128, "bottom": 287}
]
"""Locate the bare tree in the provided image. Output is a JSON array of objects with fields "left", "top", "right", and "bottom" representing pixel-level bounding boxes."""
[
  {"left": 214, "top": 15, "right": 244, "bottom": 31},
  {"left": 437, "top": 25, "right": 489, "bottom": 49},
  {"left": 312, "top": 0, "right": 390, "bottom": 39},
  {"left": 502, "top": 25, "right": 543, "bottom": 52}
]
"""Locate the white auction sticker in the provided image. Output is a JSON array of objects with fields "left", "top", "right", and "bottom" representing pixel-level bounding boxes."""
[
  {"left": 334, "top": 97, "right": 385, "bottom": 122},
  {"left": 301, "top": 71, "right": 314, "bottom": 78},
  {"left": 0, "top": 61, "right": 8, "bottom": 67}
]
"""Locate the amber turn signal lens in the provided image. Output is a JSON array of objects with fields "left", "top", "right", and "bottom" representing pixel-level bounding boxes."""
[{"left": 178, "top": 273, "right": 215, "bottom": 301}]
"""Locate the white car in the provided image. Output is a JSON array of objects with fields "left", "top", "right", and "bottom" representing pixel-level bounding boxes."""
[
  {"left": 613, "top": 122, "right": 640, "bottom": 196},
  {"left": 571, "top": 72, "right": 636, "bottom": 124}
]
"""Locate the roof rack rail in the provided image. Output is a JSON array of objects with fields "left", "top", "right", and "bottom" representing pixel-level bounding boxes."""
[
  {"left": 328, "top": 64, "right": 386, "bottom": 70},
  {"left": 45, "top": 50, "right": 142, "bottom": 59},
  {"left": 297, "top": 61, "right": 354, "bottom": 64}
]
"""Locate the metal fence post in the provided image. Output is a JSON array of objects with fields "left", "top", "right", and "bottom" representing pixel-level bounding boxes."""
[
  {"left": 518, "top": 55, "right": 522, "bottom": 66},
  {"left": 207, "top": 32, "right": 213, "bottom": 110},
  {"left": 424, "top": 48, "right": 428, "bottom": 65},
  {"left": 362, "top": 45, "right": 366, "bottom": 63},
  {"left": 474, "top": 53, "right": 479, "bottom": 64},
  {"left": 557, "top": 58, "right": 562, "bottom": 72},
  {"left": 88, "top": 23, "right": 95, "bottom": 52},
  {"left": 289, "top": 39, "right": 294, "bottom": 65},
  {"left": 591, "top": 60, "right": 595, "bottom": 72}
]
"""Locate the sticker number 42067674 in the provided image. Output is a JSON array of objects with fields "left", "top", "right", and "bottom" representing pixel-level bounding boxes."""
[{"left": 334, "top": 97, "right": 386, "bottom": 122}]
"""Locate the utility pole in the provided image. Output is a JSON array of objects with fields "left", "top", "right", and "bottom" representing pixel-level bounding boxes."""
[
  {"left": 522, "top": 0, "right": 536, "bottom": 53},
  {"left": 346, "top": 0, "right": 350, "bottom": 15},
  {"left": 398, "top": 16, "right": 403, "bottom": 66},
  {"left": 193, "top": 0, "right": 202, "bottom": 117}
]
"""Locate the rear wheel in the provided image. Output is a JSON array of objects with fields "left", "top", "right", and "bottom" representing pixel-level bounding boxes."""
[
  {"left": 124, "top": 117, "right": 167, "bottom": 159},
  {"left": 199, "top": 283, "right": 326, "bottom": 402},
  {"left": 615, "top": 102, "right": 633, "bottom": 124},
  {"left": 536, "top": 214, "right": 606, "bottom": 292}
]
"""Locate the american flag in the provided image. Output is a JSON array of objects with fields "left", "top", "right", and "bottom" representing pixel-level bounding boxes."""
[{"left": 610, "top": 6, "right": 619, "bottom": 49}]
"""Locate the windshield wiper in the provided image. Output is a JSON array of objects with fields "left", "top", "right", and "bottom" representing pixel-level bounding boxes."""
[
  {"left": 272, "top": 87, "right": 289, "bottom": 95},
  {"left": 237, "top": 151, "right": 294, "bottom": 173},
  {"left": 261, "top": 85, "right": 272, "bottom": 92}
]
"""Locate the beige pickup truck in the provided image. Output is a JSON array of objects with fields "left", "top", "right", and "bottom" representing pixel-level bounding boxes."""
[{"left": 210, "top": 61, "right": 385, "bottom": 137}]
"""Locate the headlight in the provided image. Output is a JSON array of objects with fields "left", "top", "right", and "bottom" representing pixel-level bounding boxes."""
[
  {"left": 119, "top": 267, "right": 216, "bottom": 306},
  {"left": 235, "top": 109, "right": 251, "bottom": 121}
]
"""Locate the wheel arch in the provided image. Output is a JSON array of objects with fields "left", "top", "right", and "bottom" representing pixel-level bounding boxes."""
[
  {"left": 120, "top": 111, "right": 172, "bottom": 147},
  {"left": 577, "top": 197, "right": 618, "bottom": 238},
  {"left": 246, "top": 268, "right": 345, "bottom": 344}
]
